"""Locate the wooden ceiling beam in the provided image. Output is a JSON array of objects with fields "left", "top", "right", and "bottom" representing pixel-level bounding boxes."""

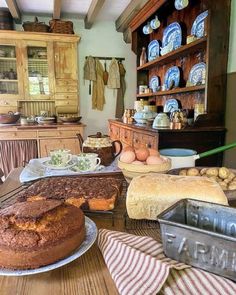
[
  {"left": 5, "top": 0, "right": 21, "bottom": 23},
  {"left": 84, "top": 0, "right": 105, "bottom": 29},
  {"left": 116, "top": 0, "right": 149, "bottom": 33},
  {"left": 53, "top": 0, "right": 61, "bottom": 19}
]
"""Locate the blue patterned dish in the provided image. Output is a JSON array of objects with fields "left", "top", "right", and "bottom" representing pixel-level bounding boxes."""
[
  {"left": 149, "top": 75, "right": 160, "bottom": 92},
  {"left": 164, "top": 66, "right": 180, "bottom": 90},
  {"left": 0, "top": 217, "right": 97, "bottom": 276},
  {"left": 148, "top": 40, "right": 160, "bottom": 61},
  {"left": 163, "top": 99, "right": 179, "bottom": 113},
  {"left": 191, "top": 10, "right": 208, "bottom": 38},
  {"left": 162, "top": 22, "right": 182, "bottom": 50},
  {"left": 188, "top": 62, "right": 206, "bottom": 85}
]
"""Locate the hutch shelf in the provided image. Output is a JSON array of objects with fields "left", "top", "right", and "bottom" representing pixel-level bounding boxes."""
[{"left": 109, "top": 0, "right": 231, "bottom": 167}]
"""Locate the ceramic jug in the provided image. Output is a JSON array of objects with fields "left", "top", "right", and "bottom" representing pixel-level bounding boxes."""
[{"left": 77, "top": 132, "right": 122, "bottom": 166}]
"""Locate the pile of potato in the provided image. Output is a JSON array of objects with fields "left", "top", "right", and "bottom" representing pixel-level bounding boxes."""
[{"left": 178, "top": 167, "right": 236, "bottom": 190}]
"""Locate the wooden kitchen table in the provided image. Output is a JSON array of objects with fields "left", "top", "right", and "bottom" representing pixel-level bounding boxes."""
[{"left": 0, "top": 168, "right": 161, "bottom": 295}]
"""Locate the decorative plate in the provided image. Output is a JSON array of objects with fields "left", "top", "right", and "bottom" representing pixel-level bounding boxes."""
[
  {"left": 162, "top": 22, "right": 182, "bottom": 50},
  {"left": 148, "top": 40, "right": 160, "bottom": 61},
  {"left": 188, "top": 62, "right": 206, "bottom": 85},
  {"left": 42, "top": 160, "right": 76, "bottom": 170},
  {"left": 191, "top": 10, "right": 208, "bottom": 38},
  {"left": 149, "top": 75, "right": 160, "bottom": 92},
  {"left": 0, "top": 217, "right": 97, "bottom": 276},
  {"left": 163, "top": 99, "right": 179, "bottom": 113},
  {"left": 164, "top": 66, "right": 180, "bottom": 90},
  {"left": 174, "top": 0, "right": 189, "bottom": 10}
]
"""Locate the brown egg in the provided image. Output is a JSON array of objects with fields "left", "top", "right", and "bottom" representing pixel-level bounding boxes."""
[
  {"left": 132, "top": 160, "right": 145, "bottom": 165},
  {"left": 146, "top": 155, "right": 165, "bottom": 165},
  {"left": 148, "top": 148, "right": 160, "bottom": 157},
  {"left": 135, "top": 147, "right": 150, "bottom": 161},
  {"left": 120, "top": 151, "right": 136, "bottom": 163}
]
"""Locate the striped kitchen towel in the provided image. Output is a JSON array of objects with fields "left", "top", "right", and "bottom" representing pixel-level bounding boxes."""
[{"left": 97, "top": 229, "right": 236, "bottom": 295}]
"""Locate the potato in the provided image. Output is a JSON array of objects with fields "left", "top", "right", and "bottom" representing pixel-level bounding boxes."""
[
  {"left": 209, "top": 176, "right": 221, "bottom": 183},
  {"left": 205, "top": 168, "right": 219, "bottom": 177},
  {"left": 186, "top": 168, "right": 199, "bottom": 176},
  {"left": 179, "top": 169, "right": 187, "bottom": 176},
  {"left": 219, "top": 167, "right": 230, "bottom": 179},
  {"left": 216, "top": 176, "right": 222, "bottom": 183},
  {"left": 200, "top": 168, "right": 208, "bottom": 175},
  {"left": 228, "top": 182, "right": 236, "bottom": 190},
  {"left": 223, "top": 173, "right": 235, "bottom": 184},
  {"left": 218, "top": 181, "right": 228, "bottom": 190}
]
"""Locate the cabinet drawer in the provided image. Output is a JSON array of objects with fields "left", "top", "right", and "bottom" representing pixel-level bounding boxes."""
[
  {"left": 133, "top": 132, "right": 157, "bottom": 149},
  {"left": 39, "top": 138, "right": 80, "bottom": 157},
  {"left": 55, "top": 79, "right": 78, "bottom": 92},
  {"left": 0, "top": 131, "right": 37, "bottom": 139},
  {"left": 55, "top": 93, "right": 78, "bottom": 100},
  {"left": 38, "top": 130, "right": 78, "bottom": 138},
  {"left": 109, "top": 124, "right": 120, "bottom": 140},
  {"left": 55, "top": 100, "right": 78, "bottom": 107},
  {"left": 120, "top": 128, "right": 132, "bottom": 145},
  {"left": 0, "top": 99, "right": 17, "bottom": 107}
]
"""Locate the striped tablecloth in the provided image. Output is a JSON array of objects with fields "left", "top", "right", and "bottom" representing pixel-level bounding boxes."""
[{"left": 98, "top": 229, "right": 236, "bottom": 295}]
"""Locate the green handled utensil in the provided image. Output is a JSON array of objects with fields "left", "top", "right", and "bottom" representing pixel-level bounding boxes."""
[{"left": 194, "top": 142, "right": 236, "bottom": 160}]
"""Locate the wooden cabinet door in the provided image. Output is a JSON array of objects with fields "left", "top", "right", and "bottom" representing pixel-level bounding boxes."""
[
  {"left": 54, "top": 42, "right": 77, "bottom": 80},
  {"left": 39, "top": 138, "right": 81, "bottom": 157},
  {"left": 22, "top": 40, "right": 54, "bottom": 100},
  {"left": 0, "top": 39, "right": 24, "bottom": 111}
]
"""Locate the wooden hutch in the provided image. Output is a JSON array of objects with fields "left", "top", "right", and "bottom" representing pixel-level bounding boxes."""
[
  {"left": 0, "top": 31, "right": 84, "bottom": 176},
  {"left": 109, "top": 0, "right": 231, "bottom": 166}
]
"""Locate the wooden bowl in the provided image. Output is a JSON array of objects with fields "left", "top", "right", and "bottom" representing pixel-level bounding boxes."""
[
  {"left": 168, "top": 167, "right": 236, "bottom": 202},
  {"left": 59, "top": 116, "right": 82, "bottom": 123},
  {"left": 118, "top": 157, "right": 171, "bottom": 183}
]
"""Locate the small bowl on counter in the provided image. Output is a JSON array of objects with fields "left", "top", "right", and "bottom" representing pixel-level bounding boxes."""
[
  {"left": 35, "top": 116, "right": 56, "bottom": 125},
  {"left": 0, "top": 112, "right": 20, "bottom": 124},
  {"left": 59, "top": 116, "right": 82, "bottom": 124}
]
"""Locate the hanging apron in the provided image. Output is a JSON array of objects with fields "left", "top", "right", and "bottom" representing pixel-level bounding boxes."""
[
  {"left": 116, "top": 62, "right": 126, "bottom": 118},
  {"left": 83, "top": 56, "right": 96, "bottom": 94},
  {"left": 92, "top": 59, "right": 105, "bottom": 111}
]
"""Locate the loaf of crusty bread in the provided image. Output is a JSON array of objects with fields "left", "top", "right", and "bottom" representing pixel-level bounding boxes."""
[{"left": 126, "top": 173, "right": 228, "bottom": 220}]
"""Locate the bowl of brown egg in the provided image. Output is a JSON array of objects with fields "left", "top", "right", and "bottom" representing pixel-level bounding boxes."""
[{"left": 168, "top": 166, "right": 236, "bottom": 202}]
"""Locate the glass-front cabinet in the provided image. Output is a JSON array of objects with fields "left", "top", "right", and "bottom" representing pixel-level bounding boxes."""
[
  {"left": 0, "top": 31, "right": 80, "bottom": 116},
  {"left": 23, "top": 41, "right": 54, "bottom": 100},
  {"left": 0, "top": 40, "right": 24, "bottom": 111}
]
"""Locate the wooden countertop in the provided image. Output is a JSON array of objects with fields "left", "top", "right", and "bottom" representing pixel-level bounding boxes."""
[
  {"left": 0, "top": 168, "right": 161, "bottom": 295},
  {"left": 0, "top": 123, "right": 86, "bottom": 131},
  {"left": 109, "top": 119, "right": 226, "bottom": 133}
]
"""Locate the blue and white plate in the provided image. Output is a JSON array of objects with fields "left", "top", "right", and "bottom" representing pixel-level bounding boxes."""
[
  {"left": 149, "top": 75, "right": 160, "bottom": 92},
  {"left": 174, "top": 0, "right": 189, "bottom": 10},
  {"left": 163, "top": 99, "right": 179, "bottom": 113},
  {"left": 148, "top": 40, "right": 160, "bottom": 61},
  {"left": 189, "top": 62, "right": 206, "bottom": 85},
  {"left": 0, "top": 217, "right": 97, "bottom": 276},
  {"left": 191, "top": 10, "right": 208, "bottom": 38},
  {"left": 162, "top": 22, "right": 182, "bottom": 50},
  {"left": 164, "top": 66, "right": 180, "bottom": 90}
]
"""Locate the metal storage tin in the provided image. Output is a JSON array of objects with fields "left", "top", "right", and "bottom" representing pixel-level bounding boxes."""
[{"left": 157, "top": 199, "right": 236, "bottom": 281}]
